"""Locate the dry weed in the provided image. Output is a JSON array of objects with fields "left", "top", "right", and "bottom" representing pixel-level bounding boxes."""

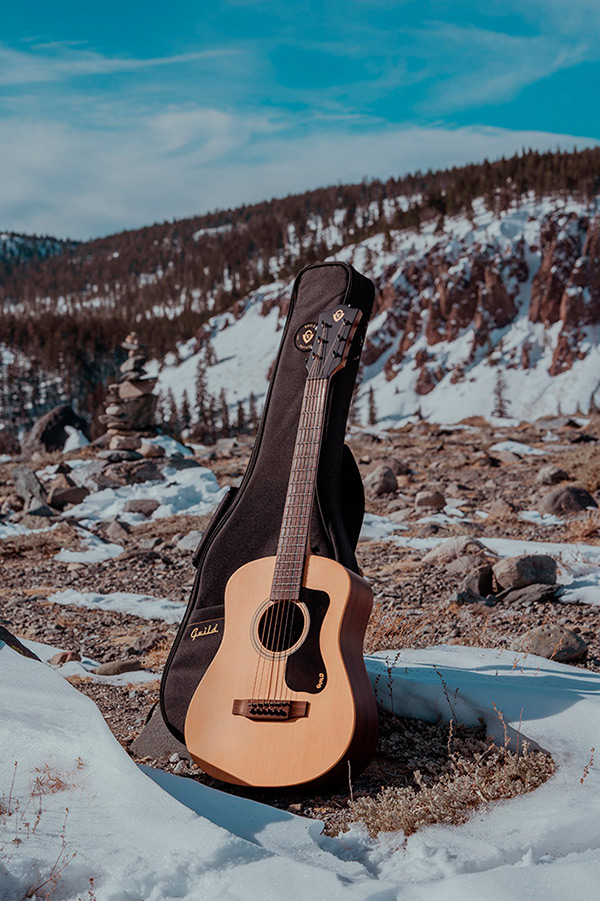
[
  {"left": 130, "top": 513, "right": 212, "bottom": 541},
  {"left": 323, "top": 709, "right": 554, "bottom": 837},
  {"left": 0, "top": 522, "right": 82, "bottom": 559},
  {"left": 565, "top": 510, "right": 600, "bottom": 543}
]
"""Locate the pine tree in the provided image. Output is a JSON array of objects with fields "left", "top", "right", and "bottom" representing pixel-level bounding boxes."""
[
  {"left": 368, "top": 386, "right": 378, "bottom": 426},
  {"left": 248, "top": 392, "right": 259, "bottom": 432},
  {"left": 492, "top": 371, "right": 509, "bottom": 418},
  {"left": 194, "top": 358, "right": 207, "bottom": 424},
  {"left": 180, "top": 389, "right": 191, "bottom": 432},
  {"left": 236, "top": 400, "right": 245, "bottom": 433},
  {"left": 166, "top": 388, "right": 180, "bottom": 434},
  {"left": 219, "top": 388, "right": 230, "bottom": 438}
]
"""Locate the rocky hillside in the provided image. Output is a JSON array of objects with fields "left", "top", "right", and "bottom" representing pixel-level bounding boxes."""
[
  {"left": 155, "top": 195, "right": 600, "bottom": 425},
  {"left": 1, "top": 148, "right": 600, "bottom": 442}
]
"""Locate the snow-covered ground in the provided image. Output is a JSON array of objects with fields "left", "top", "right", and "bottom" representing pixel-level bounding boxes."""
[
  {"left": 2, "top": 636, "right": 600, "bottom": 900},
  {"left": 152, "top": 196, "right": 600, "bottom": 426}
]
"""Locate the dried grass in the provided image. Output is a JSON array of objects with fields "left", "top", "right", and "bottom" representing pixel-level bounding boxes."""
[
  {"left": 321, "top": 709, "right": 554, "bottom": 837},
  {"left": 565, "top": 510, "right": 600, "bottom": 543},
  {"left": 130, "top": 513, "right": 212, "bottom": 541},
  {"left": 0, "top": 522, "right": 82, "bottom": 558}
]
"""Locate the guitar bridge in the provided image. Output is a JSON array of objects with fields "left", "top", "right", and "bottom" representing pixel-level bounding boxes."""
[{"left": 232, "top": 699, "right": 309, "bottom": 721}]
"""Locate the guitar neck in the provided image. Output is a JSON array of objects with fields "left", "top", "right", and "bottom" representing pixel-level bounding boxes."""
[{"left": 270, "top": 377, "right": 329, "bottom": 600}]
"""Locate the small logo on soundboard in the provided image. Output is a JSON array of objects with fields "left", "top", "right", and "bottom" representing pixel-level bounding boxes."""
[{"left": 294, "top": 321, "right": 318, "bottom": 352}]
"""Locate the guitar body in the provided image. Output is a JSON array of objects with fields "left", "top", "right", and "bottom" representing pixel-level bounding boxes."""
[{"left": 184, "top": 554, "right": 378, "bottom": 788}]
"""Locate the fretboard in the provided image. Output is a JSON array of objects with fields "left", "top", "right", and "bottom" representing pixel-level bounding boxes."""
[{"left": 270, "top": 377, "right": 328, "bottom": 600}]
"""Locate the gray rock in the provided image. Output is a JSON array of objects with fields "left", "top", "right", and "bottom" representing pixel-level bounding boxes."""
[
  {"left": 130, "top": 704, "right": 191, "bottom": 761},
  {"left": 460, "top": 564, "right": 494, "bottom": 597},
  {"left": 129, "top": 629, "right": 163, "bottom": 654},
  {"left": 102, "top": 460, "right": 163, "bottom": 486},
  {"left": 540, "top": 485, "right": 598, "bottom": 516},
  {"left": 177, "top": 530, "right": 204, "bottom": 552},
  {"left": 388, "top": 458, "right": 412, "bottom": 476},
  {"left": 123, "top": 498, "right": 160, "bottom": 516},
  {"left": 109, "top": 435, "right": 142, "bottom": 451},
  {"left": 365, "top": 465, "right": 398, "bottom": 495},
  {"left": 510, "top": 624, "right": 587, "bottom": 662},
  {"left": 499, "top": 583, "right": 559, "bottom": 605},
  {"left": 97, "top": 450, "right": 143, "bottom": 463},
  {"left": 415, "top": 490, "right": 445, "bottom": 511},
  {"left": 456, "top": 587, "right": 489, "bottom": 605},
  {"left": 536, "top": 465, "right": 570, "bottom": 486},
  {"left": 12, "top": 465, "right": 46, "bottom": 504},
  {"left": 94, "top": 658, "right": 143, "bottom": 676},
  {"left": 487, "top": 498, "right": 516, "bottom": 520},
  {"left": 23, "top": 500, "right": 55, "bottom": 518},
  {"left": 104, "top": 519, "right": 131, "bottom": 543},
  {"left": 493, "top": 555, "right": 557, "bottom": 590},
  {"left": 20, "top": 405, "right": 89, "bottom": 458},
  {"left": 446, "top": 555, "right": 482, "bottom": 577},
  {"left": 48, "top": 484, "right": 89, "bottom": 510},
  {"left": 422, "top": 536, "right": 486, "bottom": 565}
]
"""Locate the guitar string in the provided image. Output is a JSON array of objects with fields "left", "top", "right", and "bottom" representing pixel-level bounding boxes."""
[
  {"left": 252, "top": 373, "right": 319, "bottom": 703},
  {"left": 251, "top": 315, "right": 351, "bottom": 705},
  {"left": 276, "top": 378, "right": 324, "bottom": 702},
  {"left": 272, "top": 376, "right": 322, "bottom": 702},
  {"left": 276, "top": 329, "right": 340, "bottom": 703}
]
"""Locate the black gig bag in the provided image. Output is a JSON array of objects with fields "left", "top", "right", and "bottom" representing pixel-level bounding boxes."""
[{"left": 160, "top": 261, "right": 374, "bottom": 742}]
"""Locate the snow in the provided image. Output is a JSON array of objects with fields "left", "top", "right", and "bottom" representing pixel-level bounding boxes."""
[
  {"left": 62, "top": 426, "right": 89, "bottom": 452},
  {"left": 54, "top": 530, "right": 123, "bottom": 564},
  {"left": 65, "top": 464, "right": 225, "bottom": 524},
  {"left": 490, "top": 441, "right": 546, "bottom": 457},
  {"left": 19, "top": 637, "right": 160, "bottom": 685},
  {"left": 48, "top": 588, "right": 186, "bottom": 624},
  {"left": 150, "top": 195, "right": 600, "bottom": 427},
  {"left": 3, "top": 638, "right": 600, "bottom": 899}
]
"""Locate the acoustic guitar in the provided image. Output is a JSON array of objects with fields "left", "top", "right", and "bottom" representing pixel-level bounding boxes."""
[{"left": 184, "top": 305, "right": 378, "bottom": 787}]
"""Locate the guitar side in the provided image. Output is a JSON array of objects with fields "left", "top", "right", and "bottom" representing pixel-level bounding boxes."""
[{"left": 184, "top": 554, "right": 378, "bottom": 788}]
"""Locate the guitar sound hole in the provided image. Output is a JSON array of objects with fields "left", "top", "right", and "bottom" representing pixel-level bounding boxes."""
[{"left": 258, "top": 601, "right": 305, "bottom": 653}]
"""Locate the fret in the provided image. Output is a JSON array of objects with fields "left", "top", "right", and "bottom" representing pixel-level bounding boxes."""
[{"left": 271, "top": 376, "right": 328, "bottom": 597}]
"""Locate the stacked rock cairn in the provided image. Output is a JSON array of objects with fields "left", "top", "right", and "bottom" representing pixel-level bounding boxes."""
[{"left": 99, "top": 332, "right": 158, "bottom": 452}]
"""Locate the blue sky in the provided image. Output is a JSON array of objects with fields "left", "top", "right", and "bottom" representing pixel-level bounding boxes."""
[{"left": 1, "top": 0, "right": 599, "bottom": 239}]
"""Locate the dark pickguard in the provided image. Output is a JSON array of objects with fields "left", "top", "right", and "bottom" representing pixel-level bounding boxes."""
[{"left": 285, "top": 586, "right": 329, "bottom": 693}]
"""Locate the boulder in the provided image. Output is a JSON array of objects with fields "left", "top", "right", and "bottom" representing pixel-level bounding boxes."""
[
  {"left": 130, "top": 704, "right": 191, "bottom": 761},
  {"left": 104, "top": 519, "right": 131, "bottom": 543},
  {"left": 94, "top": 658, "right": 143, "bottom": 676},
  {"left": 48, "top": 650, "right": 81, "bottom": 666},
  {"left": 487, "top": 498, "right": 516, "bottom": 520},
  {"left": 493, "top": 554, "right": 557, "bottom": 590},
  {"left": 109, "top": 435, "right": 142, "bottom": 451},
  {"left": 20, "top": 405, "right": 89, "bottom": 458},
  {"left": 510, "top": 624, "right": 587, "bottom": 662},
  {"left": 97, "top": 450, "right": 143, "bottom": 463},
  {"left": 460, "top": 564, "right": 494, "bottom": 597},
  {"left": 123, "top": 498, "right": 160, "bottom": 517},
  {"left": 176, "top": 530, "right": 204, "bottom": 552},
  {"left": 536, "top": 465, "right": 570, "bottom": 486},
  {"left": 140, "top": 443, "right": 165, "bottom": 459},
  {"left": 415, "top": 490, "right": 446, "bottom": 511},
  {"left": 364, "top": 465, "right": 398, "bottom": 495},
  {"left": 12, "top": 465, "right": 46, "bottom": 505},
  {"left": 48, "top": 476, "right": 89, "bottom": 510},
  {"left": 422, "top": 536, "right": 486, "bottom": 565},
  {"left": 540, "top": 485, "right": 598, "bottom": 516},
  {"left": 498, "top": 583, "right": 559, "bottom": 605}
]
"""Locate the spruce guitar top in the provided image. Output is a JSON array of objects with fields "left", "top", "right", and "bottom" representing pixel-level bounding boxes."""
[{"left": 184, "top": 305, "right": 378, "bottom": 788}]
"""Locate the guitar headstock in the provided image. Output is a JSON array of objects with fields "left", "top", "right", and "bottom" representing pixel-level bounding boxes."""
[{"left": 306, "top": 306, "right": 362, "bottom": 381}]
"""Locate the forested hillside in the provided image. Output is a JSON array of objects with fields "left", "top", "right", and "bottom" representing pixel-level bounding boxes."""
[{"left": 1, "top": 147, "right": 599, "bottom": 448}]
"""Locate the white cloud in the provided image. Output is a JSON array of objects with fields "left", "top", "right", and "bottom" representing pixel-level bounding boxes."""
[
  {"left": 0, "top": 43, "right": 237, "bottom": 86},
  {"left": 0, "top": 110, "right": 597, "bottom": 239}
]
